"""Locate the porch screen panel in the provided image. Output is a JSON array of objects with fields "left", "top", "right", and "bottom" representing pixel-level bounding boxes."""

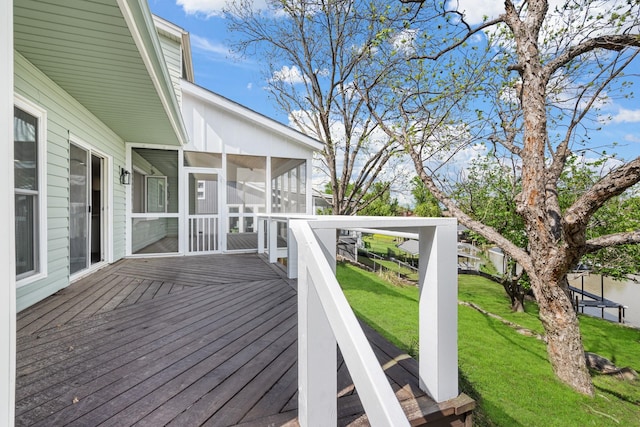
[
  {"left": 132, "top": 148, "right": 179, "bottom": 214},
  {"left": 131, "top": 148, "right": 180, "bottom": 255},
  {"left": 271, "top": 157, "right": 306, "bottom": 214},
  {"left": 132, "top": 218, "right": 179, "bottom": 254},
  {"left": 14, "top": 107, "right": 39, "bottom": 277},
  {"left": 226, "top": 154, "right": 266, "bottom": 250}
]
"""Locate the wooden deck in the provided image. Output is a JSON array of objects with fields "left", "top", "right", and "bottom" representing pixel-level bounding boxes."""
[{"left": 15, "top": 254, "right": 473, "bottom": 426}]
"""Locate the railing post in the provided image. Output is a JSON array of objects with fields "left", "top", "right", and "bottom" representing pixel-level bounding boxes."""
[
  {"left": 257, "top": 216, "right": 265, "bottom": 254},
  {"left": 287, "top": 219, "right": 298, "bottom": 279},
  {"left": 298, "top": 261, "right": 337, "bottom": 426},
  {"left": 418, "top": 223, "right": 458, "bottom": 402},
  {"left": 269, "top": 217, "right": 278, "bottom": 264}
]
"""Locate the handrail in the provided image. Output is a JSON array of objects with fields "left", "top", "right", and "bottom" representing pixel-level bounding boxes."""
[
  {"left": 290, "top": 220, "right": 410, "bottom": 426},
  {"left": 263, "top": 215, "right": 459, "bottom": 425}
]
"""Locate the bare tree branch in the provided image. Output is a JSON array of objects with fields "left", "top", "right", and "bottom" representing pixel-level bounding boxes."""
[
  {"left": 585, "top": 230, "right": 640, "bottom": 253},
  {"left": 564, "top": 157, "right": 640, "bottom": 239},
  {"left": 544, "top": 35, "right": 640, "bottom": 77}
]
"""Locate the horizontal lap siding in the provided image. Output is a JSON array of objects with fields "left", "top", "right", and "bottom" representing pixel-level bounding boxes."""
[
  {"left": 14, "top": 52, "right": 127, "bottom": 312},
  {"left": 158, "top": 35, "right": 182, "bottom": 106}
]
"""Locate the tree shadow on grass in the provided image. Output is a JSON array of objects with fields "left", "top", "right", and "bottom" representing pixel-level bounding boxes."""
[
  {"left": 351, "top": 309, "right": 416, "bottom": 355},
  {"left": 338, "top": 264, "right": 418, "bottom": 304},
  {"left": 594, "top": 382, "right": 640, "bottom": 406},
  {"left": 470, "top": 305, "right": 549, "bottom": 364},
  {"left": 459, "top": 369, "right": 524, "bottom": 427}
]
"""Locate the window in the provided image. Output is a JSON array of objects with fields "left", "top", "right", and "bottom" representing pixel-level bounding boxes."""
[
  {"left": 14, "top": 96, "right": 47, "bottom": 284},
  {"left": 197, "top": 180, "right": 206, "bottom": 200}
]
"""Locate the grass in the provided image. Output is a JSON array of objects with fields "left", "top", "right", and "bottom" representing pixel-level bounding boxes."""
[
  {"left": 336, "top": 263, "right": 640, "bottom": 427},
  {"left": 361, "top": 233, "right": 400, "bottom": 255},
  {"left": 357, "top": 255, "right": 419, "bottom": 281},
  {"left": 360, "top": 234, "right": 419, "bottom": 280},
  {"left": 362, "top": 234, "right": 418, "bottom": 260}
]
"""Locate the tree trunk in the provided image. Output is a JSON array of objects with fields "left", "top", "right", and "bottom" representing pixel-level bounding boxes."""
[
  {"left": 511, "top": 294, "right": 525, "bottom": 313},
  {"left": 501, "top": 279, "right": 526, "bottom": 313},
  {"left": 532, "top": 276, "right": 594, "bottom": 396}
]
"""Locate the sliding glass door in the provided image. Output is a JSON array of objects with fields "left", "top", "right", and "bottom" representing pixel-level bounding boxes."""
[{"left": 70, "top": 143, "right": 105, "bottom": 275}]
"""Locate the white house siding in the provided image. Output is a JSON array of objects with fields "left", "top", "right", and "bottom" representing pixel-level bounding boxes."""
[
  {"left": 157, "top": 32, "right": 183, "bottom": 106},
  {"left": 14, "top": 52, "right": 127, "bottom": 311},
  {"left": 182, "top": 90, "right": 314, "bottom": 159}
]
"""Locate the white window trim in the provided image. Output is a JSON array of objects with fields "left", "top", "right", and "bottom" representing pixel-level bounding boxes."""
[{"left": 14, "top": 94, "right": 48, "bottom": 288}]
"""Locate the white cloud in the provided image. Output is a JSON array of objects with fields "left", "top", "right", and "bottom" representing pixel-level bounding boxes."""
[
  {"left": 177, "top": 0, "right": 269, "bottom": 17},
  {"left": 177, "top": 0, "right": 226, "bottom": 17},
  {"left": 624, "top": 134, "right": 640, "bottom": 143},
  {"left": 447, "top": 0, "right": 505, "bottom": 25},
  {"left": 611, "top": 108, "right": 640, "bottom": 124},
  {"left": 246, "top": 82, "right": 253, "bottom": 90},
  {"left": 391, "top": 29, "right": 417, "bottom": 56},
  {"left": 190, "top": 34, "right": 231, "bottom": 56},
  {"left": 270, "top": 65, "right": 306, "bottom": 84}
]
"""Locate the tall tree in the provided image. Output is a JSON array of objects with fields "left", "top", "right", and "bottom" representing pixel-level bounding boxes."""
[
  {"left": 225, "top": 0, "right": 408, "bottom": 215},
  {"left": 362, "top": 0, "right": 640, "bottom": 394}
]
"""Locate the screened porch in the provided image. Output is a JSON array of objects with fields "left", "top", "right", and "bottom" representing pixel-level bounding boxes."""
[{"left": 127, "top": 148, "right": 310, "bottom": 256}]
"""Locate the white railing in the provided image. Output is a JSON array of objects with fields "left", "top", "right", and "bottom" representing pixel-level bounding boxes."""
[
  {"left": 274, "top": 216, "right": 459, "bottom": 426},
  {"left": 188, "top": 215, "right": 218, "bottom": 253},
  {"left": 257, "top": 214, "right": 315, "bottom": 278}
]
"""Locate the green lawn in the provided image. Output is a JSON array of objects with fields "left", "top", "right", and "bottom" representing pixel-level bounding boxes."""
[
  {"left": 360, "top": 234, "right": 419, "bottom": 280},
  {"left": 336, "top": 263, "right": 640, "bottom": 427},
  {"left": 362, "top": 234, "right": 417, "bottom": 259}
]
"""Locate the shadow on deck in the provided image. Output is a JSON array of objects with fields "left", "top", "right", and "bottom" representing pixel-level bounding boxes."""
[{"left": 15, "top": 254, "right": 473, "bottom": 426}]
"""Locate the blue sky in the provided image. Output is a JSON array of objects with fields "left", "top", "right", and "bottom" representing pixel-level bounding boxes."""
[{"left": 148, "top": 0, "right": 640, "bottom": 164}]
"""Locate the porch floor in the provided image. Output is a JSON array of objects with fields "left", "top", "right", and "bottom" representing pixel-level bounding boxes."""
[{"left": 15, "top": 254, "right": 473, "bottom": 426}]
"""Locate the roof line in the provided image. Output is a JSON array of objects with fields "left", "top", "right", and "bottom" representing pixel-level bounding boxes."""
[
  {"left": 117, "top": 0, "right": 189, "bottom": 146},
  {"left": 152, "top": 15, "right": 195, "bottom": 83}
]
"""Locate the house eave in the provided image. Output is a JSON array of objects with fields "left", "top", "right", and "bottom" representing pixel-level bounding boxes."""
[
  {"left": 152, "top": 14, "right": 195, "bottom": 84},
  {"left": 118, "top": 0, "right": 189, "bottom": 145},
  {"left": 13, "top": 0, "right": 188, "bottom": 146}
]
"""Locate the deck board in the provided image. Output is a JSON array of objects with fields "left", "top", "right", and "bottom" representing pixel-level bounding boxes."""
[{"left": 15, "top": 253, "right": 473, "bottom": 426}]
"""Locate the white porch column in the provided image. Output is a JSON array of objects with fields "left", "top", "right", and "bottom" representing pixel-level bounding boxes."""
[
  {"left": 265, "top": 156, "right": 272, "bottom": 214},
  {"left": 305, "top": 157, "right": 313, "bottom": 214},
  {"left": 418, "top": 224, "right": 458, "bottom": 402},
  {"left": 2, "top": 0, "right": 16, "bottom": 424}
]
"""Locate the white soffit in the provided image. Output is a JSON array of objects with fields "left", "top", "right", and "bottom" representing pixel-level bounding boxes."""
[{"left": 14, "top": 0, "right": 187, "bottom": 146}]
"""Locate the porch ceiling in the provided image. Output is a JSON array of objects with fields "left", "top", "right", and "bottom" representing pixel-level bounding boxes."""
[{"left": 14, "top": 0, "right": 186, "bottom": 146}]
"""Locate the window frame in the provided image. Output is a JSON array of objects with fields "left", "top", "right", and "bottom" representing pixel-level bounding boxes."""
[{"left": 14, "top": 94, "right": 48, "bottom": 287}]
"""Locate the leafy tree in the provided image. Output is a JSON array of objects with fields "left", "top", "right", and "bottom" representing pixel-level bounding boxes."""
[
  {"left": 454, "top": 155, "right": 530, "bottom": 312},
  {"left": 558, "top": 156, "right": 640, "bottom": 278},
  {"left": 358, "top": 182, "right": 400, "bottom": 216},
  {"left": 225, "top": 0, "right": 409, "bottom": 215},
  {"left": 411, "top": 176, "right": 442, "bottom": 217},
  {"left": 362, "top": 0, "right": 640, "bottom": 394}
]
